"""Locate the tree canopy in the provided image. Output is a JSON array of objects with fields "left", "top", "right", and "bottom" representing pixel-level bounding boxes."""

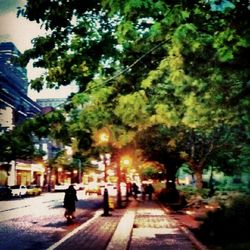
[{"left": 11, "top": 0, "right": 250, "bottom": 189}]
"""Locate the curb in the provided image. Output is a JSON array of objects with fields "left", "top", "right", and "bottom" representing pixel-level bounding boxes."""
[
  {"left": 179, "top": 226, "right": 208, "bottom": 250},
  {"left": 159, "top": 202, "right": 208, "bottom": 250},
  {"left": 106, "top": 210, "right": 135, "bottom": 250},
  {"left": 47, "top": 209, "right": 103, "bottom": 250}
]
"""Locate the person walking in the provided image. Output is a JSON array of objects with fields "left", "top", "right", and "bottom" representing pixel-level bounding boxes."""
[{"left": 64, "top": 185, "right": 78, "bottom": 219}]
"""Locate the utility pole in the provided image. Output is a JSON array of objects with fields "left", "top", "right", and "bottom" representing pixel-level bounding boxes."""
[
  {"left": 78, "top": 159, "right": 81, "bottom": 183},
  {"left": 116, "top": 161, "right": 122, "bottom": 208}
]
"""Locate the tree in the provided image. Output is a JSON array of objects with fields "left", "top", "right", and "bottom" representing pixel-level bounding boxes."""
[
  {"left": 0, "top": 124, "right": 45, "bottom": 167},
  {"left": 136, "top": 125, "right": 185, "bottom": 191},
  {"left": 18, "top": 0, "right": 119, "bottom": 92},
  {"left": 17, "top": 0, "right": 250, "bottom": 190}
]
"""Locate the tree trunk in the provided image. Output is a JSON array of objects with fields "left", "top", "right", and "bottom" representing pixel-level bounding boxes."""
[
  {"left": 195, "top": 169, "right": 203, "bottom": 189},
  {"left": 165, "top": 167, "right": 177, "bottom": 191},
  {"left": 164, "top": 164, "right": 179, "bottom": 203}
]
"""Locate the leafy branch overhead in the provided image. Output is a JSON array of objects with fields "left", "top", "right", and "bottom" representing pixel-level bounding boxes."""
[{"left": 11, "top": 0, "right": 250, "bottom": 189}]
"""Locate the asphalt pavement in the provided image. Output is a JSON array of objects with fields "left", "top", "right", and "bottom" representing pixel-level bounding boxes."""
[{"left": 47, "top": 196, "right": 208, "bottom": 250}]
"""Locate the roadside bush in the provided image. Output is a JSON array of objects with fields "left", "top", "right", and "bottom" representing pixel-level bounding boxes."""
[
  {"left": 157, "top": 188, "right": 187, "bottom": 210},
  {"left": 195, "top": 195, "right": 250, "bottom": 244},
  {"left": 177, "top": 185, "right": 210, "bottom": 199},
  {"left": 216, "top": 183, "right": 250, "bottom": 194}
]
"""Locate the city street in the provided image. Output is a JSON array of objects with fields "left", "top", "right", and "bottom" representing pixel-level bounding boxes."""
[
  {"left": 0, "top": 191, "right": 103, "bottom": 250},
  {"left": 0, "top": 1, "right": 249, "bottom": 249}
]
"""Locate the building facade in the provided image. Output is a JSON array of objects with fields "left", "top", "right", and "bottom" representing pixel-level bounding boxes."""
[
  {"left": 36, "top": 98, "right": 67, "bottom": 109},
  {"left": 0, "top": 42, "right": 42, "bottom": 134},
  {"left": 0, "top": 42, "right": 45, "bottom": 186}
]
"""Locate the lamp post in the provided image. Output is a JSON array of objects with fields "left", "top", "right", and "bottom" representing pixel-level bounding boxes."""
[
  {"left": 97, "top": 130, "right": 112, "bottom": 216},
  {"left": 77, "top": 159, "right": 81, "bottom": 183},
  {"left": 116, "top": 162, "right": 122, "bottom": 208},
  {"left": 57, "top": 167, "right": 62, "bottom": 184},
  {"left": 98, "top": 130, "right": 111, "bottom": 182},
  {"left": 47, "top": 166, "right": 51, "bottom": 192},
  {"left": 100, "top": 154, "right": 107, "bottom": 182},
  {"left": 117, "top": 155, "right": 132, "bottom": 208},
  {"left": 98, "top": 130, "right": 121, "bottom": 208},
  {"left": 96, "top": 129, "right": 132, "bottom": 209},
  {"left": 100, "top": 153, "right": 111, "bottom": 182}
]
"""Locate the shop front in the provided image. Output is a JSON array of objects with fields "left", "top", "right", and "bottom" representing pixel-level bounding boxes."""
[{"left": 7, "top": 161, "right": 45, "bottom": 187}]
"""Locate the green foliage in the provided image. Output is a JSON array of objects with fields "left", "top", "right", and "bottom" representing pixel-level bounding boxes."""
[
  {"left": 197, "top": 195, "right": 250, "bottom": 244},
  {"left": 140, "top": 163, "right": 162, "bottom": 180},
  {"left": 114, "top": 90, "right": 148, "bottom": 128},
  {"left": 0, "top": 125, "right": 43, "bottom": 163},
  {"left": 177, "top": 185, "right": 210, "bottom": 199},
  {"left": 17, "top": 0, "right": 250, "bottom": 190}
]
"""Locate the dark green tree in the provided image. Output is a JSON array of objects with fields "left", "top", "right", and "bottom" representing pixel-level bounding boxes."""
[
  {"left": 0, "top": 124, "right": 45, "bottom": 167},
  {"left": 17, "top": 0, "right": 250, "bottom": 190}
]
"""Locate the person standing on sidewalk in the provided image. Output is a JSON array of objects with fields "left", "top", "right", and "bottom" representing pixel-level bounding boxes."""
[
  {"left": 141, "top": 183, "right": 147, "bottom": 201},
  {"left": 146, "top": 183, "right": 154, "bottom": 200},
  {"left": 132, "top": 183, "right": 139, "bottom": 200}
]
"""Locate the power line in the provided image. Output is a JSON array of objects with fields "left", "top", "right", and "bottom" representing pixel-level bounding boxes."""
[
  {"left": 86, "top": 39, "right": 168, "bottom": 92},
  {"left": 45, "top": 39, "right": 168, "bottom": 111}
]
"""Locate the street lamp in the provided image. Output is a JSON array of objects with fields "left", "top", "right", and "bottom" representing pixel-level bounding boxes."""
[
  {"left": 100, "top": 153, "right": 111, "bottom": 182},
  {"left": 96, "top": 129, "right": 112, "bottom": 183},
  {"left": 117, "top": 155, "right": 132, "bottom": 208},
  {"left": 99, "top": 132, "right": 109, "bottom": 143},
  {"left": 95, "top": 128, "right": 111, "bottom": 146},
  {"left": 76, "top": 159, "right": 81, "bottom": 183},
  {"left": 95, "top": 129, "right": 112, "bottom": 216},
  {"left": 47, "top": 166, "right": 51, "bottom": 192},
  {"left": 58, "top": 167, "right": 62, "bottom": 184},
  {"left": 95, "top": 128, "right": 133, "bottom": 209},
  {"left": 66, "top": 144, "right": 82, "bottom": 184}
]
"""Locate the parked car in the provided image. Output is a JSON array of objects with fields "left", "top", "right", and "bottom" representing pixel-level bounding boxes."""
[
  {"left": 26, "top": 185, "right": 42, "bottom": 196},
  {"left": 0, "top": 185, "right": 12, "bottom": 200},
  {"left": 98, "top": 182, "right": 127, "bottom": 196},
  {"left": 85, "top": 183, "right": 101, "bottom": 195},
  {"left": 99, "top": 183, "right": 117, "bottom": 196},
  {"left": 10, "top": 185, "right": 27, "bottom": 197}
]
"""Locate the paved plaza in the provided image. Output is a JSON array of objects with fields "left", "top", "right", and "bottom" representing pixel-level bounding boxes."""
[{"left": 48, "top": 197, "right": 207, "bottom": 250}]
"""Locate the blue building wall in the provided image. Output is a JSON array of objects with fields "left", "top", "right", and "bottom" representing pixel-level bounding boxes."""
[{"left": 0, "top": 42, "right": 42, "bottom": 132}]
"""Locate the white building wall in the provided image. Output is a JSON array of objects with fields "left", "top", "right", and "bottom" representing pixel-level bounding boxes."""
[{"left": 0, "top": 106, "right": 14, "bottom": 131}]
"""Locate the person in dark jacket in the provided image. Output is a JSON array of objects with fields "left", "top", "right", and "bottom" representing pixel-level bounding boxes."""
[
  {"left": 146, "top": 183, "right": 154, "bottom": 200},
  {"left": 132, "top": 183, "right": 139, "bottom": 200},
  {"left": 64, "top": 185, "right": 78, "bottom": 217}
]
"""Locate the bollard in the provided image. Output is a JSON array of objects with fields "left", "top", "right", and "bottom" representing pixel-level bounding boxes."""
[{"left": 102, "top": 188, "right": 111, "bottom": 216}]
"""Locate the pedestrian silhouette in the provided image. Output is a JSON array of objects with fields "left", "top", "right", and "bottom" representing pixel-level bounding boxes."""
[
  {"left": 132, "top": 183, "right": 139, "bottom": 200},
  {"left": 141, "top": 183, "right": 147, "bottom": 201},
  {"left": 146, "top": 183, "right": 154, "bottom": 200},
  {"left": 64, "top": 185, "right": 78, "bottom": 218}
]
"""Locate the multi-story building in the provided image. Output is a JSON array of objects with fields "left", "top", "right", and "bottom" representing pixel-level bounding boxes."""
[
  {"left": 0, "top": 42, "right": 42, "bottom": 134},
  {"left": 0, "top": 42, "right": 45, "bottom": 186},
  {"left": 36, "top": 98, "right": 67, "bottom": 109}
]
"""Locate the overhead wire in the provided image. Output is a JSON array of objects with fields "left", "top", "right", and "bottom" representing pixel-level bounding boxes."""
[
  {"left": 52, "top": 38, "right": 168, "bottom": 110},
  {"left": 85, "top": 39, "right": 168, "bottom": 92}
]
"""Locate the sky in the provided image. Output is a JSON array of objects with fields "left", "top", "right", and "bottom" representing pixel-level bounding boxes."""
[{"left": 0, "top": 0, "right": 77, "bottom": 101}]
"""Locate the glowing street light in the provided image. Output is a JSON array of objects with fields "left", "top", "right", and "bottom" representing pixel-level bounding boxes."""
[
  {"left": 95, "top": 128, "right": 132, "bottom": 209},
  {"left": 120, "top": 155, "right": 132, "bottom": 168},
  {"left": 100, "top": 153, "right": 111, "bottom": 182},
  {"left": 119, "top": 155, "right": 133, "bottom": 204},
  {"left": 99, "top": 132, "right": 109, "bottom": 143},
  {"left": 94, "top": 128, "right": 111, "bottom": 146},
  {"left": 95, "top": 128, "right": 112, "bottom": 216}
]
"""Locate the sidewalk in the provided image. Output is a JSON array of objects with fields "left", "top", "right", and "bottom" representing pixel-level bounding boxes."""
[{"left": 48, "top": 197, "right": 207, "bottom": 250}]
